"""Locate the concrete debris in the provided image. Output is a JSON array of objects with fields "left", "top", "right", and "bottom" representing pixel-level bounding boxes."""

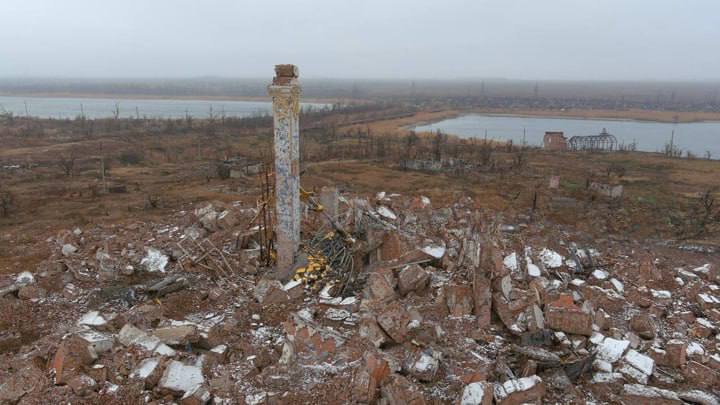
[
  {"left": 493, "top": 375, "right": 545, "bottom": 405},
  {"left": 377, "top": 301, "right": 412, "bottom": 343},
  {"left": 130, "top": 357, "right": 163, "bottom": 388},
  {"left": 62, "top": 243, "right": 78, "bottom": 256},
  {"left": 596, "top": 337, "right": 631, "bottom": 363},
  {"left": 403, "top": 348, "right": 441, "bottom": 382},
  {"left": 544, "top": 294, "right": 593, "bottom": 336},
  {"left": 159, "top": 360, "right": 205, "bottom": 395},
  {"left": 140, "top": 247, "right": 169, "bottom": 272},
  {"left": 254, "top": 278, "right": 290, "bottom": 304},
  {"left": 2, "top": 187, "right": 720, "bottom": 404},
  {"left": 15, "top": 271, "right": 35, "bottom": 285},
  {"left": 421, "top": 244, "right": 445, "bottom": 259},
  {"left": 678, "top": 390, "right": 720, "bottom": 405},
  {"left": 460, "top": 381, "right": 493, "bottom": 405},
  {"left": 397, "top": 264, "right": 430, "bottom": 296},
  {"left": 445, "top": 284, "right": 474, "bottom": 316},
  {"left": 180, "top": 384, "right": 212, "bottom": 405},
  {"left": 67, "top": 374, "right": 97, "bottom": 396},
  {"left": 51, "top": 335, "right": 98, "bottom": 385},
  {"left": 118, "top": 324, "right": 176, "bottom": 356},
  {"left": 154, "top": 324, "right": 199, "bottom": 346},
  {"left": 78, "top": 310, "right": 107, "bottom": 327},
  {"left": 0, "top": 365, "right": 47, "bottom": 403}
]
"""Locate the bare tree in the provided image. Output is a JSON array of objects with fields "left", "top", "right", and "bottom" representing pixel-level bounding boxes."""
[
  {"left": 59, "top": 150, "right": 77, "bottom": 177},
  {"left": 0, "top": 190, "right": 13, "bottom": 217}
]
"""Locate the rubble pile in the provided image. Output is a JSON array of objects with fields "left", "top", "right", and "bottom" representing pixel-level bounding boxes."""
[{"left": 1, "top": 191, "right": 719, "bottom": 404}]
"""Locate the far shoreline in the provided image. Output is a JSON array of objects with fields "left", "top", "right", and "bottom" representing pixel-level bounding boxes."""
[{"left": 0, "top": 92, "right": 339, "bottom": 105}]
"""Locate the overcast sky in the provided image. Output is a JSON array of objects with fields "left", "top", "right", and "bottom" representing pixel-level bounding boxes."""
[{"left": 1, "top": 0, "right": 718, "bottom": 80}]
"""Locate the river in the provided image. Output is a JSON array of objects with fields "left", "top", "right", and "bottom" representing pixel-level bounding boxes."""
[
  {"left": 413, "top": 114, "right": 720, "bottom": 158},
  {"left": 0, "top": 95, "right": 329, "bottom": 119}
]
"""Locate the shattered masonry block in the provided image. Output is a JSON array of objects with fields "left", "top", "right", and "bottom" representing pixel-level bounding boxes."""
[
  {"left": 445, "top": 284, "right": 474, "bottom": 317},
  {"left": 78, "top": 330, "right": 114, "bottom": 354},
  {"left": 376, "top": 301, "right": 412, "bottom": 343},
  {"left": 159, "top": 360, "right": 204, "bottom": 396},
  {"left": 67, "top": 374, "right": 97, "bottom": 397},
  {"left": 140, "top": 247, "right": 169, "bottom": 273},
  {"left": 153, "top": 325, "right": 199, "bottom": 346},
  {"left": 352, "top": 351, "right": 390, "bottom": 403},
  {"left": 359, "top": 315, "right": 390, "bottom": 348},
  {"left": 596, "top": 337, "right": 631, "bottom": 363},
  {"left": 254, "top": 278, "right": 290, "bottom": 305},
  {"left": 460, "top": 381, "right": 493, "bottom": 405},
  {"left": 380, "top": 231, "right": 402, "bottom": 261},
  {"left": 678, "top": 390, "right": 720, "bottom": 405},
  {"left": 180, "top": 384, "right": 212, "bottom": 405},
  {"left": 397, "top": 264, "right": 430, "bottom": 296},
  {"left": 492, "top": 292, "right": 521, "bottom": 334},
  {"left": 663, "top": 339, "right": 687, "bottom": 368},
  {"left": 621, "top": 383, "right": 682, "bottom": 405},
  {"left": 685, "top": 361, "right": 719, "bottom": 389},
  {"left": 472, "top": 271, "right": 492, "bottom": 328},
  {"left": 51, "top": 335, "right": 98, "bottom": 385},
  {"left": 403, "top": 349, "right": 440, "bottom": 382},
  {"left": 629, "top": 313, "right": 656, "bottom": 340},
  {"left": 544, "top": 295, "right": 592, "bottom": 336},
  {"left": 380, "top": 374, "right": 428, "bottom": 405},
  {"left": 493, "top": 375, "right": 545, "bottom": 405},
  {"left": 118, "top": 324, "right": 176, "bottom": 356},
  {"left": 365, "top": 270, "right": 397, "bottom": 303},
  {"left": 130, "top": 357, "right": 163, "bottom": 389}
]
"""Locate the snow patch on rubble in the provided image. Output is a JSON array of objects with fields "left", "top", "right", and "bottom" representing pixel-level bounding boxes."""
[
  {"left": 596, "top": 337, "right": 630, "bottom": 363},
  {"left": 570, "top": 278, "right": 585, "bottom": 287},
  {"left": 650, "top": 289, "right": 671, "bottom": 299},
  {"left": 503, "top": 253, "right": 518, "bottom": 272},
  {"left": 15, "top": 271, "right": 35, "bottom": 285},
  {"left": 539, "top": 248, "right": 564, "bottom": 269},
  {"left": 692, "top": 263, "right": 712, "bottom": 275},
  {"left": 460, "top": 382, "right": 487, "bottom": 405},
  {"left": 159, "top": 360, "right": 204, "bottom": 394},
  {"left": 592, "top": 269, "right": 609, "bottom": 280},
  {"left": 140, "top": 247, "right": 168, "bottom": 272},
  {"left": 622, "top": 384, "right": 680, "bottom": 401},
  {"left": 377, "top": 206, "right": 397, "bottom": 220},
  {"left": 422, "top": 245, "right": 446, "bottom": 259},
  {"left": 697, "top": 318, "right": 714, "bottom": 329},
  {"left": 619, "top": 350, "right": 654, "bottom": 383},
  {"left": 592, "top": 372, "right": 622, "bottom": 384},
  {"left": 687, "top": 341, "right": 705, "bottom": 357},
  {"left": 130, "top": 358, "right": 160, "bottom": 380},
  {"left": 77, "top": 311, "right": 107, "bottom": 327},
  {"left": 493, "top": 375, "right": 542, "bottom": 401}
]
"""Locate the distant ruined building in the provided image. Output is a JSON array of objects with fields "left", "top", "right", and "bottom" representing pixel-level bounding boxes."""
[
  {"left": 568, "top": 128, "right": 618, "bottom": 151},
  {"left": 543, "top": 131, "right": 568, "bottom": 151}
]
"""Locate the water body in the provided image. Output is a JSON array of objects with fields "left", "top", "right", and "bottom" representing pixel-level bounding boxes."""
[
  {"left": 0, "top": 95, "right": 329, "bottom": 119},
  {"left": 414, "top": 114, "right": 720, "bottom": 158}
]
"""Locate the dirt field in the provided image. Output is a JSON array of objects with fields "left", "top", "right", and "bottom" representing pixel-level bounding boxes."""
[{"left": 1, "top": 108, "right": 719, "bottom": 403}]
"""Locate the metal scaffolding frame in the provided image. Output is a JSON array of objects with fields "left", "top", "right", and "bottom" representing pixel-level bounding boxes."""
[{"left": 568, "top": 128, "right": 618, "bottom": 151}]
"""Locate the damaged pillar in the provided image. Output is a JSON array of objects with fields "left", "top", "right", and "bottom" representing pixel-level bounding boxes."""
[{"left": 269, "top": 64, "right": 301, "bottom": 273}]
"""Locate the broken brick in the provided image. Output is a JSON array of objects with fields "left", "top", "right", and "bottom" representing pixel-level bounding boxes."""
[
  {"left": 376, "top": 301, "right": 412, "bottom": 343},
  {"left": 445, "top": 284, "right": 474, "bottom": 317},
  {"left": 51, "top": 335, "right": 98, "bottom": 385},
  {"left": 397, "top": 264, "right": 430, "bottom": 296},
  {"left": 544, "top": 295, "right": 592, "bottom": 336}
]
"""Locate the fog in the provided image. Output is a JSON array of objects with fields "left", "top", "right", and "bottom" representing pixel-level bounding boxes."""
[{"left": 1, "top": 0, "right": 719, "bottom": 80}]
